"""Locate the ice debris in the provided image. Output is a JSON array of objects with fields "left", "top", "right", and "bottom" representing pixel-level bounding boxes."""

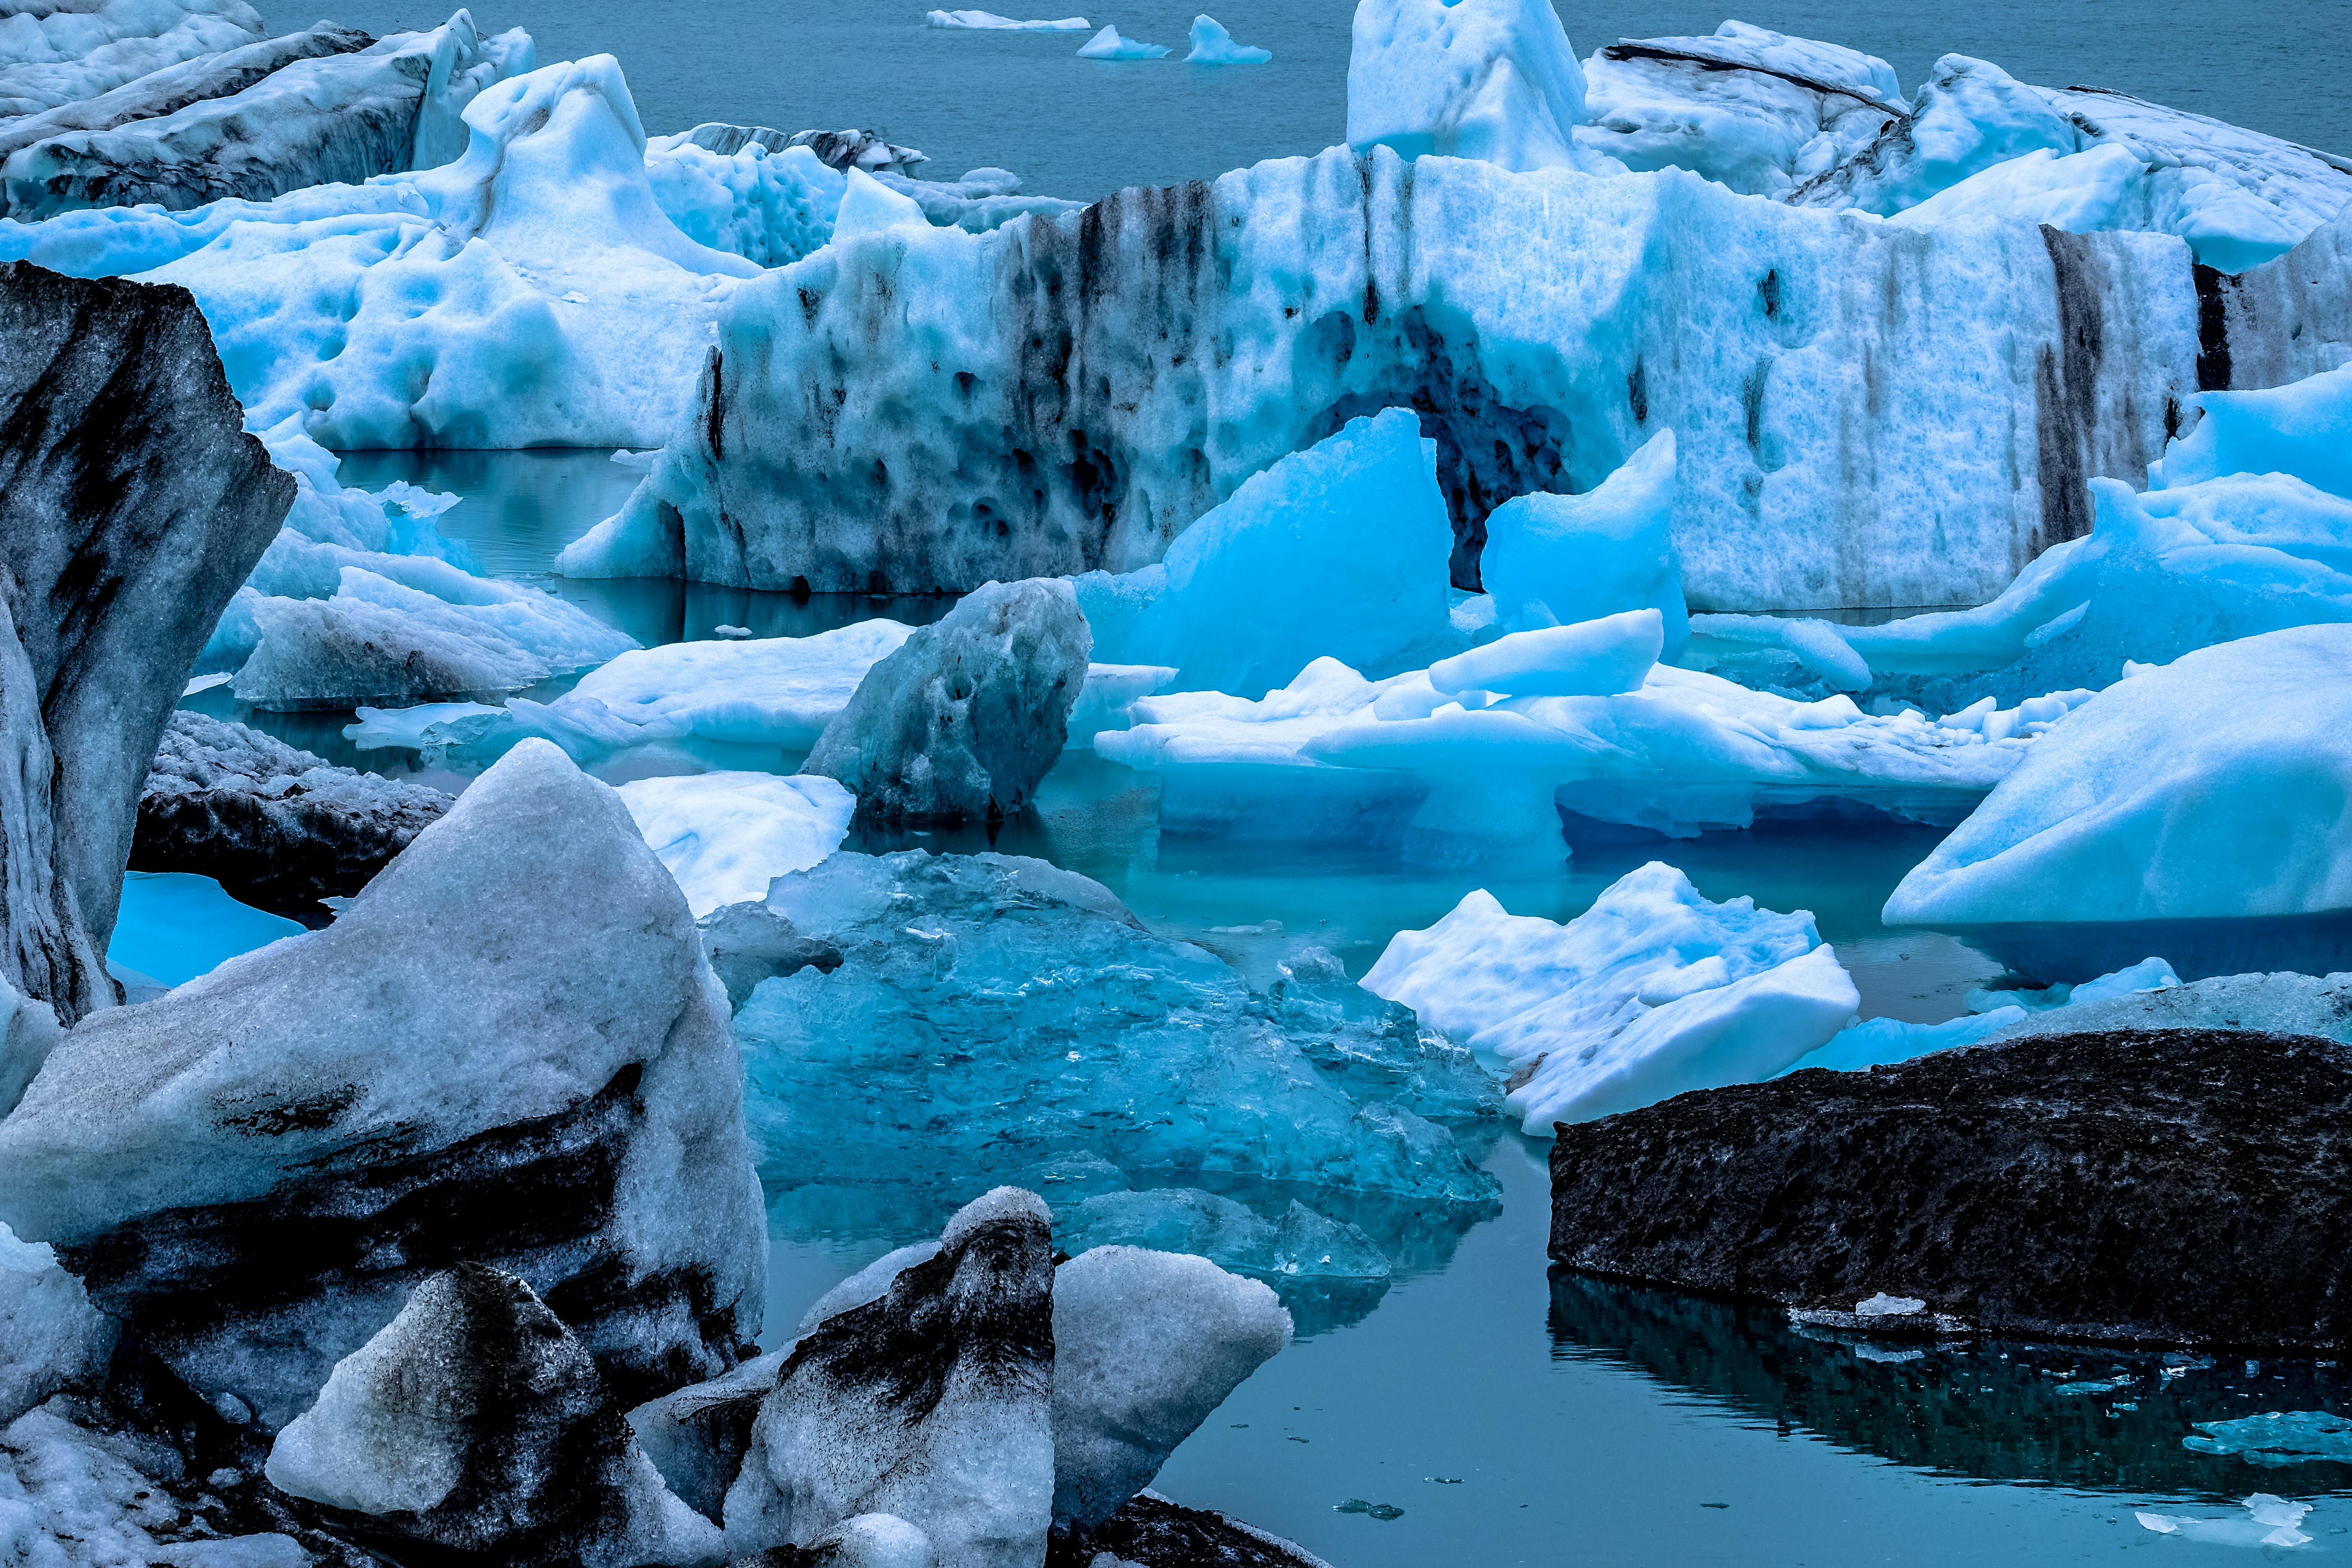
[
  {"left": 617, "top": 771, "right": 855, "bottom": 919},
  {"left": 1187, "top": 15, "right": 1269, "bottom": 64},
  {"left": 1077, "top": 25, "right": 1166, "bottom": 60},
  {"left": 2135, "top": 1495, "right": 2313, "bottom": 1550},
  {"left": 1364, "top": 862, "right": 1859, "bottom": 1131}
]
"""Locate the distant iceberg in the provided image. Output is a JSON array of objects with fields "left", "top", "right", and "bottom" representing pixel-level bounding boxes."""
[
  {"left": 1078, "top": 25, "right": 1168, "bottom": 59},
  {"left": 926, "top": 9, "right": 1091, "bottom": 29},
  {"left": 1187, "top": 16, "right": 1270, "bottom": 64}
]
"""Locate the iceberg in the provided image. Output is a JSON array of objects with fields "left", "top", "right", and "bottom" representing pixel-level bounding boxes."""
[
  {"left": 1363, "top": 863, "right": 1858, "bottom": 1131},
  {"left": 1575, "top": 23, "right": 1903, "bottom": 197},
  {"left": 927, "top": 9, "right": 1090, "bottom": 29},
  {"left": 0, "top": 0, "right": 263, "bottom": 118},
  {"left": 1479, "top": 428, "right": 1686, "bottom": 654},
  {"left": 2135, "top": 1495, "right": 2313, "bottom": 1551},
  {"left": 1072, "top": 409, "right": 1462, "bottom": 696},
  {"left": 1884, "top": 625, "right": 2352, "bottom": 981},
  {"left": 1780, "top": 957, "right": 2183, "bottom": 1074},
  {"left": 580, "top": 140, "right": 2343, "bottom": 608},
  {"left": 617, "top": 770, "right": 855, "bottom": 919},
  {"left": 1794, "top": 54, "right": 2079, "bottom": 217},
  {"left": 2184, "top": 1411, "right": 2352, "bottom": 1467},
  {"left": 715, "top": 848, "right": 1500, "bottom": 1236},
  {"left": 1075, "top": 25, "right": 1165, "bottom": 60},
  {"left": 1186, "top": 15, "right": 1268, "bottom": 65},
  {"left": 2152, "top": 359, "right": 2352, "bottom": 497},
  {"left": 1348, "top": 0, "right": 1591, "bottom": 173}
]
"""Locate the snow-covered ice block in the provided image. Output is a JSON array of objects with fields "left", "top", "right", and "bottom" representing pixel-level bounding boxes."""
[
  {"left": 720, "top": 849, "right": 1500, "bottom": 1229},
  {"left": 1364, "top": 863, "right": 1858, "bottom": 1130},
  {"left": 0, "top": 1221, "right": 108, "bottom": 1427},
  {"left": 268, "top": 1264, "right": 723, "bottom": 1567},
  {"left": 928, "top": 10, "right": 1090, "bottom": 29},
  {"left": 1348, "top": 0, "right": 1592, "bottom": 172},
  {"left": 1074, "top": 409, "right": 1461, "bottom": 698},
  {"left": 1428, "top": 609, "right": 1662, "bottom": 699},
  {"left": 1187, "top": 15, "right": 1268, "bottom": 64},
  {"left": 1479, "top": 428, "right": 1686, "bottom": 655},
  {"left": 1575, "top": 22, "right": 1902, "bottom": 196},
  {"left": 0, "top": 740, "right": 765, "bottom": 1429},
  {"left": 0, "top": 0, "right": 263, "bottom": 119},
  {"left": 1885, "top": 625, "right": 2352, "bottom": 980},
  {"left": 1051, "top": 1246, "right": 1290, "bottom": 1530},
  {"left": 617, "top": 771, "right": 855, "bottom": 918},
  {"left": 1077, "top": 25, "right": 1165, "bottom": 59},
  {"left": 723, "top": 1188, "right": 1055, "bottom": 1563},
  {"left": 802, "top": 577, "right": 1090, "bottom": 822},
  {"left": 2152, "top": 360, "right": 2352, "bottom": 498}
]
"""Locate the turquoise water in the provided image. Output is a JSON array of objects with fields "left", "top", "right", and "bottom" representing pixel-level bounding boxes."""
[
  {"left": 253, "top": 0, "right": 2352, "bottom": 202},
  {"left": 183, "top": 452, "right": 2352, "bottom": 1566},
  {"left": 110, "top": 870, "right": 305, "bottom": 987}
]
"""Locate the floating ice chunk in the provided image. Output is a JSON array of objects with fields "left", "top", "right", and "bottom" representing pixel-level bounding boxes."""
[
  {"left": 267, "top": 1265, "right": 723, "bottom": 1566},
  {"left": 1187, "top": 16, "right": 1269, "bottom": 64},
  {"left": 1364, "top": 863, "right": 1858, "bottom": 1131},
  {"left": 927, "top": 10, "right": 1091, "bottom": 29},
  {"left": 1051, "top": 1246, "right": 1291, "bottom": 1530},
  {"left": 1853, "top": 1292, "right": 1925, "bottom": 1317},
  {"left": 1987, "top": 968, "right": 2352, "bottom": 1045},
  {"left": 0, "top": 1221, "right": 108, "bottom": 1426},
  {"left": 2186, "top": 1411, "right": 2352, "bottom": 1466},
  {"left": 617, "top": 772, "right": 856, "bottom": 918},
  {"left": 1479, "top": 429, "right": 1686, "bottom": 655},
  {"left": 1781, "top": 956, "right": 2180, "bottom": 1074},
  {"left": 540, "top": 620, "right": 916, "bottom": 751},
  {"left": 344, "top": 700, "right": 507, "bottom": 752},
  {"left": 1078, "top": 25, "right": 1167, "bottom": 59},
  {"left": 723, "top": 1188, "right": 1055, "bottom": 1562},
  {"left": 2135, "top": 1495, "right": 2313, "bottom": 1550},
  {"left": 801, "top": 578, "right": 1090, "bottom": 823},
  {"left": 1074, "top": 409, "right": 1460, "bottom": 698},
  {"left": 712, "top": 623, "right": 752, "bottom": 638},
  {"left": 1348, "top": 0, "right": 1591, "bottom": 172},
  {"left": 1574, "top": 23, "right": 1902, "bottom": 196},
  {"left": 2152, "top": 361, "right": 2352, "bottom": 499},
  {"left": 1428, "top": 610, "right": 1662, "bottom": 699},
  {"left": 1885, "top": 625, "right": 2352, "bottom": 977}
]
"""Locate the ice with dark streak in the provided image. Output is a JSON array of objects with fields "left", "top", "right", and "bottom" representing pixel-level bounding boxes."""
[{"left": 0, "top": 739, "right": 765, "bottom": 1431}]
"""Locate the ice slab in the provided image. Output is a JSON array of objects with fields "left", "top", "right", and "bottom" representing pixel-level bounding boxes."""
[
  {"left": 1077, "top": 25, "right": 1166, "bottom": 59},
  {"left": 0, "top": 1220, "right": 107, "bottom": 1427},
  {"left": 1781, "top": 956, "right": 2182, "bottom": 1074},
  {"left": 2152, "top": 360, "right": 2352, "bottom": 498},
  {"left": 1427, "top": 610, "right": 1663, "bottom": 699},
  {"left": 927, "top": 10, "right": 1090, "bottom": 29},
  {"left": 1364, "top": 862, "right": 1858, "bottom": 1131},
  {"left": 618, "top": 771, "right": 856, "bottom": 919},
  {"left": 2134, "top": 1494, "right": 2312, "bottom": 1550}
]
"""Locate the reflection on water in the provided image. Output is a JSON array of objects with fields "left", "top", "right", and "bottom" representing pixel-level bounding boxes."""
[{"left": 1548, "top": 1271, "right": 2352, "bottom": 1501}]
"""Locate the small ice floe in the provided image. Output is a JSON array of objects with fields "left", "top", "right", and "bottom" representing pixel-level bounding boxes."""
[
  {"left": 2135, "top": 1494, "right": 2312, "bottom": 1549},
  {"left": 1209, "top": 919, "right": 1283, "bottom": 935},
  {"left": 611, "top": 448, "right": 661, "bottom": 470},
  {"left": 2184, "top": 1411, "right": 2352, "bottom": 1466},
  {"left": 1855, "top": 1293, "right": 1925, "bottom": 1318},
  {"left": 1078, "top": 24, "right": 1168, "bottom": 57},
  {"left": 182, "top": 671, "right": 233, "bottom": 696},
  {"left": 2053, "top": 1375, "right": 2134, "bottom": 1396},
  {"left": 711, "top": 624, "right": 753, "bottom": 638}
]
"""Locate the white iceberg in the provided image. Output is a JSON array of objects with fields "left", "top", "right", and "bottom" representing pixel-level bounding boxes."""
[
  {"left": 1077, "top": 25, "right": 1166, "bottom": 60},
  {"left": 1363, "top": 862, "right": 1858, "bottom": 1131},
  {"left": 0, "top": 0, "right": 263, "bottom": 119},
  {"left": 1186, "top": 15, "right": 1268, "bottom": 65},
  {"left": 617, "top": 771, "right": 856, "bottom": 919},
  {"left": 2135, "top": 1495, "right": 2312, "bottom": 1550},
  {"left": 926, "top": 10, "right": 1090, "bottom": 29},
  {"left": 2152, "top": 359, "right": 2352, "bottom": 497},
  {"left": 1348, "top": 0, "right": 1592, "bottom": 172},
  {"left": 1479, "top": 428, "right": 1687, "bottom": 656}
]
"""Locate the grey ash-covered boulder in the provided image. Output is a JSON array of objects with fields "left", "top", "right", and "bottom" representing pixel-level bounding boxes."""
[
  {"left": 0, "top": 739, "right": 767, "bottom": 1432},
  {"left": 133, "top": 710, "right": 450, "bottom": 911},
  {"left": 0, "top": 260, "right": 293, "bottom": 1022},
  {"left": 1548, "top": 1027, "right": 2352, "bottom": 1349},
  {"left": 266, "top": 1264, "right": 723, "bottom": 1567},
  {"left": 801, "top": 577, "right": 1090, "bottom": 824}
]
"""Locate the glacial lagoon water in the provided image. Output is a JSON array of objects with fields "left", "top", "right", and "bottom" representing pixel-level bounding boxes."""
[
  {"left": 253, "top": 0, "right": 2352, "bottom": 203},
  {"left": 180, "top": 453, "right": 2352, "bottom": 1566}
]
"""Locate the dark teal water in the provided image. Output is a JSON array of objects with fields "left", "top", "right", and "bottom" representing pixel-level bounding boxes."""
[{"left": 255, "top": 0, "right": 2352, "bottom": 201}]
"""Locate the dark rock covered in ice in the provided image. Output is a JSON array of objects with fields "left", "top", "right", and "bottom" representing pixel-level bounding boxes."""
[
  {"left": 723, "top": 1188, "right": 1055, "bottom": 1563},
  {"left": 133, "top": 710, "right": 451, "bottom": 911},
  {"left": 801, "top": 577, "right": 1090, "bottom": 824},
  {"left": 265, "top": 1263, "right": 723, "bottom": 1566},
  {"left": 1044, "top": 1492, "right": 1336, "bottom": 1568},
  {"left": 0, "top": 260, "right": 291, "bottom": 1021},
  {"left": 1548, "top": 1027, "right": 2352, "bottom": 1349},
  {"left": 0, "top": 739, "right": 766, "bottom": 1431}
]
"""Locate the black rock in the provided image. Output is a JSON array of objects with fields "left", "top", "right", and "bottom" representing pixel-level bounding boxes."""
[
  {"left": 132, "top": 710, "right": 450, "bottom": 911},
  {"left": 1548, "top": 1028, "right": 2352, "bottom": 1349},
  {"left": 1045, "top": 1492, "right": 1337, "bottom": 1568},
  {"left": 0, "top": 261, "right": 292, "bottom": 1021}
]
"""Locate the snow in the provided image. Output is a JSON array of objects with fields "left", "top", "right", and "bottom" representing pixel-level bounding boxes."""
[
  {"left": 1074, "top": 410, "right": 1461, "bottom": 698},
  {"left": 1887, "top": 625, "right": 2352, "bottom": 927},
  {"left": 721, "top": 849, "right": 1499, "bottom": 1230},
  {"left": 1362, "top": 862, "right": 1859, "bottom": 1131},
  {"left": 1077, "top": 25, "right": 1166, "bottom": 60},
  {"left": 802, "top": 577, "right": 1091, "bottom": 823},
  {"left": 2152, "top": 360, "right": 2352, "bottom": 498},
  {"left": 0, "top": 0, "right": 262, "bottom": 119},
  {"left": 928, "top": 10, "right": 1090, "bottom": 29},
  {"left": 1576, "top": 23, "right": 1903, "bottom": 196},
  {"left": 0, "top": 740, "right": 764, "bottom": 1430},
  {"left": 1479, "top": 428, "right": 1686, "bottom": 656},
  {"left": 1187, "top": 16, "right": 1268, "bottom": 65},
  {"left": 1051, "top": 1246, "right": 1290, "bottom": 1530},
  {"left": 1427, "top": 610, "right": 1663, "bottom": 700},
  {"left": 617, "top": 771, "right": 855, "bottom": 918},
  {"left": 0, "top": 1223, "right": 107, "bottom": 1428},
  {"left": 1348, "top": 0, "right": 1592, "bottom": 173}
]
